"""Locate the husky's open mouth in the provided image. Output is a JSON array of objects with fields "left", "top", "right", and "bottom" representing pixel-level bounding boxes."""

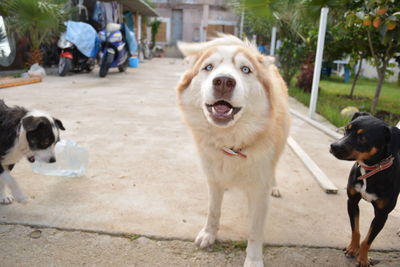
[
  {"left": 27, "top": 156, "right": 35, "bottom": 163},
  {"left": 205, "top": 100, "right": 242, "bottom": 124}
]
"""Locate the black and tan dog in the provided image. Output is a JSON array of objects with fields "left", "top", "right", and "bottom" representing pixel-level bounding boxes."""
[{"left": 330, "top": 112, "right": 400, "bottom": 267}]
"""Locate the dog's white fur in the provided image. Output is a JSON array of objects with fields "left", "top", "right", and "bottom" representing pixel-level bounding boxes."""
[
  {"left": 0, "top": 110, "right": 59, "bottom": 204},
  {"left": 176, "top": 35, "right": 290, "bottom": 267}
]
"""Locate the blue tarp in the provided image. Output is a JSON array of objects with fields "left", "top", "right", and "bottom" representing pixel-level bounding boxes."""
[
  {"left": 124, "top": 24, "right": 137, "bottom": 55},
  {"left": 65, "top": 21, "right": 99, "bottom": 58},
  {"left": 123, "top": 12, "right": 138, "bottom": 56}
]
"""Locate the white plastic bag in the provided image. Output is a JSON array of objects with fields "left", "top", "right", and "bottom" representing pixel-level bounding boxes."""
[
  {"left": 32, "top": 140, "right": 89, "bottom": 177},
  {"left": 28, "top": 63, "right": 46, "bottom": 78}
]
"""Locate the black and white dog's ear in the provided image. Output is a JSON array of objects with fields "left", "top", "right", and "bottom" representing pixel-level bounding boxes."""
[
  {"left": 351, "top": 111, "right": 370, "bottom": 121},
  {"left": 53, "top": 117, "right": 65, "bottom": 131},
  {"left": 22, "top": 116, "right": 46, "bottom": 132}
]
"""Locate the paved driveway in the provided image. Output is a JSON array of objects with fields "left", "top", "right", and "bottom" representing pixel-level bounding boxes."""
[{"left": 0, "top": 58, "right": 399, "bottom": 250}]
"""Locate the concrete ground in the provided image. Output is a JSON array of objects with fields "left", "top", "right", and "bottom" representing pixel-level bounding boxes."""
[{"left": 0, "top": 58, "right": 399, "bottom": 266}]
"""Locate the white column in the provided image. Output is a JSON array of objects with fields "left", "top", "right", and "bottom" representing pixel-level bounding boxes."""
[
  {"left": 309, "top": 7, "right": 329, "bottom": 119},
  {"left": 270, "top": 26, "right": 276, "bottom": 56},
  {"left": 251, "top": 34, "right": 257, "bottom": 46},
  {"left": 146, "top": 26, "right": 151, "bottom": 42},
  {"left": 201, "top": 4, "right": 209, "bottom": 42},
  {"left": 239, "top": 9, "right": 244, "bottom": 38},
  {"left": 138, "top": 14, "right": 142, "bottom": 41}
]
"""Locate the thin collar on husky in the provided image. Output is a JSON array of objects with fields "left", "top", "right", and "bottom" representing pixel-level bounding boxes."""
[
  {"left": 221, "top": 147, "right": 247, "bottom": 159},
  {"left": 357, "top": 155, "right": 395, "bottom": 180}
]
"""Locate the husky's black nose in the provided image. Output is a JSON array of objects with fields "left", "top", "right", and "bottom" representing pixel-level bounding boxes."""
[
  {"left": 49, "top": 157, "right": 56, "bottom": 163},
  {"left": 213, "top": 76, "right": 236, "bottom": 99}
]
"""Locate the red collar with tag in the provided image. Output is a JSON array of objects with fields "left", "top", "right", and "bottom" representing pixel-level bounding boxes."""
[
  {"left": 221, "top": 147, "right": 247, "bottom": 159},
  {"left": 357, "top": 155, "right": 395, "bottom": 180}
]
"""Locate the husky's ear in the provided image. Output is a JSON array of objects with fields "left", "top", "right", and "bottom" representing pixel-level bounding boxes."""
[
  {"left": 351, "top": 112, "right": 370, "bottom": 121},
  {"left": 177, "top": 41, "right": 199, "bottom": 57},
  {"left": 177, "top": 41, "right": 200, "bottom": 67},
  {"left": 22, "top": 116, "right": 46, "bottom": 132},
  {"left": 53, "top": 117, "right": 65, "bottom": 131},
  {"left": 258, "top": 55, "right": 275, "bottom": 67}
]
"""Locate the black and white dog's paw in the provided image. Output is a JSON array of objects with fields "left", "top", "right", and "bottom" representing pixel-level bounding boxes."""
[{"left": 271, "top": 186, "right": 281, "bottom": 198}]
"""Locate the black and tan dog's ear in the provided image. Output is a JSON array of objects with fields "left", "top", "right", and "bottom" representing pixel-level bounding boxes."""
[
  {"left": 351, "top": 112, "right": 370, "bottom": 121},
  {"left": 390, "top": 126, "right": 400, "bottom": 153},
  {"left": 22, "top": 116, "right": 46, "bottom": 132},
  {"left": 53, "top": 117, "right": 66, "bottom": 131}
]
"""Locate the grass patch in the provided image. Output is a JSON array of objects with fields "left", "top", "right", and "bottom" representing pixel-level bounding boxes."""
[
  {"left": 289, "top": 76, "right": 400, "bottom": 127},
  {"left": 209, "top": 240, "right": 248, "bottom": 253},
  {"left": 123, "top": 233, "right": 141, "bottom": 241}
]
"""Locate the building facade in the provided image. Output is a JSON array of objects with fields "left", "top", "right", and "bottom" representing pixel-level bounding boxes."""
[{"left": 152, "top": 0, "right": 238, "bottom": 45}]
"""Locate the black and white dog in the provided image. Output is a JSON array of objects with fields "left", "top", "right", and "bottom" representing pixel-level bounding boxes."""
[{"left": 0, "top": 100, "right": 65, "bottom": 204}]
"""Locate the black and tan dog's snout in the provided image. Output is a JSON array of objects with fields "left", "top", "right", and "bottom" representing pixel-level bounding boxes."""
[
  {"left": 213, "top": 76, "right": 236, "bottom": 99},
  {"left": 330, "top": 141, "right": 349, "bottom": 159}
]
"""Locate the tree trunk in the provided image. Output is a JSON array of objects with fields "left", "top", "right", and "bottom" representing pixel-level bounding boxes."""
[
  {"left": 370, "top": 69, "right": 385, "bottom": 114},
  {"left": 349, "top": 58, "right": 363, "bottom": 99},
  {"left": 28, "top": 47, "right": 43, "bottom": 66},
  {"left": 283, "top": 68, "right": 293, "bottom": 87},
  {"left": 398, "top": 71, "right": 400, "bottom": 87}
]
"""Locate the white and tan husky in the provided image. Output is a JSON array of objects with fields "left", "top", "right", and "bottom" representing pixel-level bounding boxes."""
[{"left": 176, "top": 35, "right": 290, "bottom": 267}]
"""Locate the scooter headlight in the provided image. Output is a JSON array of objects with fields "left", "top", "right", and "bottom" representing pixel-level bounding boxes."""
[{"left": 57, "top": 34, "right": 73, "bottom": 49}]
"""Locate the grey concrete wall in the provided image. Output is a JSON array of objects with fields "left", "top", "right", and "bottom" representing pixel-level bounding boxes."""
[
  {"left": 155, "top": 3, "right": 238, "bottom": 44},
  {"left": 182, "top": 8, "right": 203, "bottom": 42}
]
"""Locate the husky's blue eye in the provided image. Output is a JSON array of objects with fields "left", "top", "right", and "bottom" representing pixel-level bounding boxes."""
[
  {"left": 204, "top": 64, "right": 213, "bottom": 71},
  {"left": 241, "top": 66, "right": 251, "bottom": 74}
]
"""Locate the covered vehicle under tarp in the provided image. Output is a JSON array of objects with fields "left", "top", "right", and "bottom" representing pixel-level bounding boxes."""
[{"left": 0, "top": 16, "right": 16, "bottom": 67}]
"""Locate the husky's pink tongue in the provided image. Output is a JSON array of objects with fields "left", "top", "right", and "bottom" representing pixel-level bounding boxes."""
[{"left": 214, "top": 103, "right": 231, "bottom": 114}]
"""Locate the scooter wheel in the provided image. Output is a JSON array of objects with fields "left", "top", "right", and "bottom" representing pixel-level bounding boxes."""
[
  {"left": 118, "top": 58, "right": 129, "bottom": 72},
  {"left": 86, "top": 63, "right": 95, "bottom": 73},
  {"left": 58, "top": 57, "right": 72, "bottom": 76},
  {"left": 99, "top": 53, "right": 113, "bottom": 77}
]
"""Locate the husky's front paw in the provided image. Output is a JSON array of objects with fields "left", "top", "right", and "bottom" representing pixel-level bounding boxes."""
[
  {"left": 0, "top": 195, "right": 14, "bottom": 205},
  {"left": 244, "top": 258, "right": 264, "bottom": 267},
  {"left": 195, "top": 229, "right": 216, "bottom": 248}
]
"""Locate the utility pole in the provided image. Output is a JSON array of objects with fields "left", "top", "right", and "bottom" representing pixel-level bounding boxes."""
[
  {"left": 309, "top": 7, "right": 329, "bottom": 119},
  {"left": 239, "top": 9, "right": 244, "bottom": 39},
  {"left": 270, "top": 26, "right": 276, "bottom": 56}
]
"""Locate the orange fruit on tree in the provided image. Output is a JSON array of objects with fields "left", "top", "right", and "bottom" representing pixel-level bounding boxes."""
[
  {"left": 363, "top": 15, "right": 371, "bottom": 26},
  {"left": 377, "top": 7, "right": 387, "bottom": 16},
  {"left": 386, "top": 21, "right": 396, "bottom": 31},
  {"left": 373, "top": 17, "right": 381, "bottom": 28}
]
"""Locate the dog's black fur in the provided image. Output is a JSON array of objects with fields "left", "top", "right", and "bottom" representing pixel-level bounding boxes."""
[
  {"left": 0, "top": 100, "right": 65, "bottom": 204},
  {"left": 0, "top": 100, "right": 28, "bottom": 162},
  {"left": 330, "top": 112, "right": 400, "bottom": 267}
]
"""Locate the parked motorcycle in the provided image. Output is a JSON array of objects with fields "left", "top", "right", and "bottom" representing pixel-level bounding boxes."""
[
  {"left": 139, "top": 38, "right": 152, "bottom": 60},
  {"left": 98, "top": 23, "right": 129, "bottom": 77},
  {"left": 57, "top": 32, "right": 95, "bottom": 76}
]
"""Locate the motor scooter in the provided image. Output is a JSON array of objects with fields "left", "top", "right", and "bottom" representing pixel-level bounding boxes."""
[
  {"left": 98, "top": 23, "right": 129, "bottom": 77},
  {"left": 57, "top": 32, "right": 95, "bottom": 76}
]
